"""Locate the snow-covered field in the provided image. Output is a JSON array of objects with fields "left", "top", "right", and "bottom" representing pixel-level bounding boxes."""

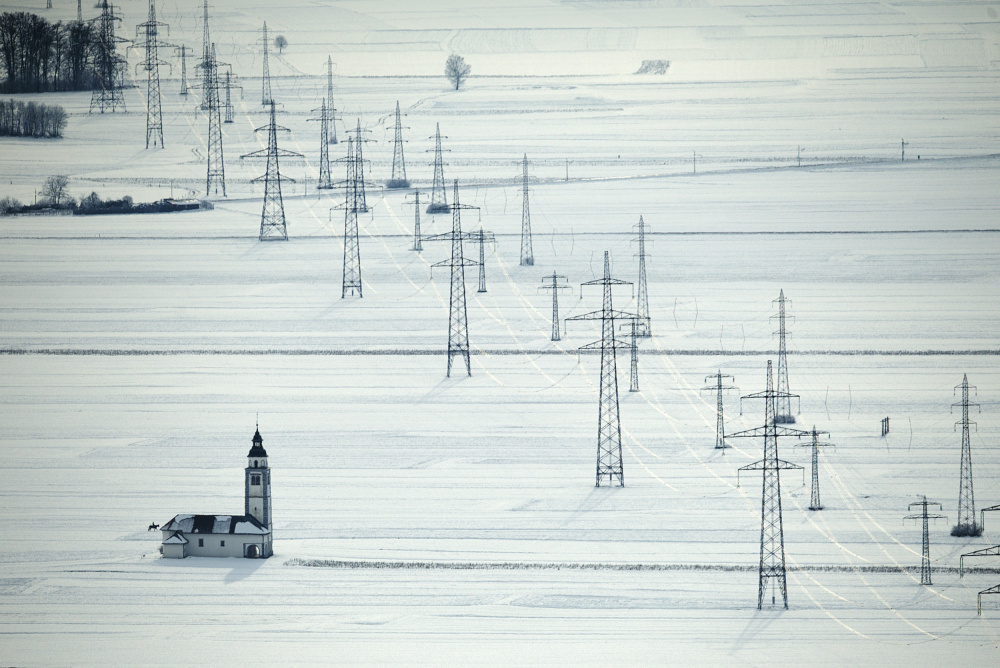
[{"left": 2, "top": 0, "right": 1000, "bottom": 665}]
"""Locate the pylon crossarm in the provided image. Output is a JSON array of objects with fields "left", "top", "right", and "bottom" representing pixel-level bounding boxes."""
[
  {"left": 568, "top": 308, "right": 639, "bottom": 322},
  {"left": 960, "top": 544, "right": 1000, "bottom": 577},
  {"left": 981, "top": 505, "right": 1000, "bottom": 531},
  {"left": 252, "top": 174, "right": 296, "bottom": 184},
  {"left": 578, "top": 338, "right": 634, "bottom": 351},
  {"left": 581, "top": 277, "right": 631, "bottom": 287},
  {"left": 979, "top": 584, "right": 1000, "bottom": 615}
]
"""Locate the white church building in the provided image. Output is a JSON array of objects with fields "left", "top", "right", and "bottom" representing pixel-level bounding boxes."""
[{"left": 160, "top": 428, "right": 274, "bottom": 559}]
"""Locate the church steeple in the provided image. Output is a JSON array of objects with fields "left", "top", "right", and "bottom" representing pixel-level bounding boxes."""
[{"left": 245, "top": 426, "right": 272, "bottom": 530}]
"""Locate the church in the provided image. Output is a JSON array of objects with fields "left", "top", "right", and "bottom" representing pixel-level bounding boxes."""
[{"left": 160, "top": 427, "right": 274, "bottom": 559}]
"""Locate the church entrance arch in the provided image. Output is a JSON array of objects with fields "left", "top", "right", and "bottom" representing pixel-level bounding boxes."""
[{"left": 246, "top": 544, "right": 260, "bottom": 559}]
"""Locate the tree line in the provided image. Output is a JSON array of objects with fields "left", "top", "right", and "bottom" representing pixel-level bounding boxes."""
[
  {"left": 0, "top": 98, "right": 66, "bottom": 137},
  {"left": 0, "top": 12, "right": 103, "bottom": 93}
]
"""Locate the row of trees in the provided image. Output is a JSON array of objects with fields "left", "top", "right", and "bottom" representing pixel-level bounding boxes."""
[
  {"left": 0, "top": 98, "right": 66, "bottom": 137},
  {"left": 0, "top": 12, "right": 103, "bottom": 93}
]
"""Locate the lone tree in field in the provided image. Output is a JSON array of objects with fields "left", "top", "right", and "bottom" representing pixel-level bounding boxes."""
[
  {"left": 445, "top": 54, "right": 470, "bottom": 90},
  {"left": 41, "top": 175, "right": 69, "bottom": 205},
  {"left": 274, "top": 35, "right": 287, "bottom": 53}
]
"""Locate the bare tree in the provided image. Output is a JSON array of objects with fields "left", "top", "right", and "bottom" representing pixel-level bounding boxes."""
[
  {"left": 445, "top": 54, "right": 470, "bottom": 90},
  {"left": 41, "top": 174, "right": 69, "bottom": 205},
  {"left": 274, "top": 35, "right": 287, "bottom": 54}
]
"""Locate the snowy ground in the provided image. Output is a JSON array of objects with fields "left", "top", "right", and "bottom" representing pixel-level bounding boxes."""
[{"left": 2, "top": 0, "right": 1000, "bottom": 665}]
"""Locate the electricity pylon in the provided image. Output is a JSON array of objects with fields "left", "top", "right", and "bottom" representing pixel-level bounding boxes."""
[
  {"left": 702, "top": 372, "right": 738, "bottom": 449},
  {"left": 730, "top": 360, "right": 810, "bottom": 609},
  {"left": 905, "top": 496, "right": 946, "bottom": 585},
  {"left": 309, "top": 99, "right": 333, "bottom": 189},
  {"left": 223, "top": 68, "right": 241, "bottom": 123},
  {"left": 474, "top": 227, "right": 496, "bottom": 293},
  {"left": 199, "top": 0, "right": 210, "bottom": 110},
  {"left": 407, "top": 191, "right": 423, "bottom": 251},
  {"left": 539, "top": 272, "right": 570, "bottom": 341},
  {"left": 952, "top": 374, "right": 982, "bottom": 536},
  {"left": 621, "top": 319, "right": 641, "bottom": 392},
  {"left": 133, "top": 0, "right": 171, "bottom": 148},
  {"left": 347, "top": 119, "right": 370, "bottom": 213},
  {"left": 772, "top": 289, "right": 796, "bottom": 423},
  {"left": 325, "top": 56, "right": 338, "bottom": 144},
  {"left": 387, "top": 101, "right": 410, "bottom": 188},
  {"left": 633, "top": 216, "right": 651, "bottom": 336},
  {"left": 567, "top": 251, "right": 636, "bottom": 487},
  {"left": 89, "top": 1, "right": 128, "bottom": 113},
  {"left": 426, "top": 124, "right": 449, "bottom": 213},
  {"left": 520, "top": 154, "right": 534, "bottom": 266},
  {"left": 242, "top": 102, "right": 302, "bottom": 241},
  {"left": 202, "top": 44, "right": 226, "bottom": 197},
  {"left": 77, "top": 0, "right": 82, "bottom": 22},
  {"left": 260, "top": 21, "right": 273, "bottom": 105},
  {"left": 424, "top": 181, "right": 480, "bottom": 376},
  {"left": 795, "top": 427, "right": 834, "bottom": 510},
  {"left": 336, "top": 138, "right": 363, "bottom": 295},
  {"left": 175, "top": 44, "right": 190, "bottom": 96}
]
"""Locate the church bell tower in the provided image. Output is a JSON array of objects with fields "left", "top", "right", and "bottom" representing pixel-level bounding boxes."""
[{"left": 245, "top": 427, "right": 272, "bottom": 530}]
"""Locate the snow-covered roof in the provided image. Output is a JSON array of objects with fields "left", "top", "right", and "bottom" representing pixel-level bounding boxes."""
[
  {"left": 161, "top": 531, "right": 188, "bottom": 545},
  {"left": 161, "top": 514, "right": 269, "bottom": 535}
]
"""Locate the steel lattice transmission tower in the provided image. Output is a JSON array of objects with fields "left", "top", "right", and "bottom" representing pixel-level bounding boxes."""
[
  {"left": 260, "top": 21, "right": 273, "bottom": 106},
  {"left": 222, "top": 68, "right": 242, "bottom": 123},
  {"left": 474, "top": 227, "right": 496, "bottom": 293},
  {"left": 339, "top": 138, "right": 363, "bottom": 296},
  {"left": 952, "top": 374, "right": 982, "bottom": 536},
  {"left": 133, "top": 0, "right": 171, "bottom": 148},
  {"left": 175, "top": 44, "right": 190, "bottom": 96},
  {"left": 796, "top": 427, "right": 834, "bottom": 510},
  {"left": 409, "top": 191, "right": 423, "bottom": 251},
  {"left": 351, "top": 119, "right": 370, "bottom": 213},
  {"left": 906, "top": 496, "right": 946, "bottom": 585},
  {"left": 199, "top": 0, "right": 210, "bottom": 110},
  {"left": 539, "top": 272, "right": 569, "bottom": 341},
  {"left": 89, "top": 1, "right": 128, "bottom": 114},
  {"left": 202, "top": 44, "right": 226, "bottom": 197},
  {"left": 702, "top": 371, "right": 738, "bottom": 449},
  {"left": 325, "top": 56, "right": 338, "bottom": 144},
  {"left": 730, "top": 360, "right": 809, "bottom": 609},
  {"left": 387, "top": 101, "right": 410, "bottom": 189},
  {"left": 424, "top": 181, "right": 480, "bottom": 376},
  {"left": 336, "top": 125, "right": 371, "bottom": 297},
  {"left": 309, "top": 99, "right": 332, "bottom": 190},
  {"left": 520, "top": 154, "right": 534, "bottom": 266},
  {"left": 634, "top": 216, "right": 651, "bottom": 336},
  {"left": 568, "top": 251, "right": 636, "bottom": 487},
  {"left": 623, "top": 319, "right": 641, "bottom": 392},
  {"left": 243, "top": 103, "right": 302, "bottom": 241},
  {"left": 427, "top": 124, "right": 449, "bottom": 213},
  {"left": 773, "top": 289, "right": 796, "bottom": 424},
  {"left": 77, "top": 0, "right": 82, "bottom": 22}
]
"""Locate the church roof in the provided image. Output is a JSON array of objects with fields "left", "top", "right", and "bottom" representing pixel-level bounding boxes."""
[
  {"left": 161, "top": 514, "right": 269, "bottom": 536},
  {"left": 161, "top": 531, "right": 188, "bottom": 545},
  {"left": 248, "top": 428, "right": 268, "bottom": 458}
]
